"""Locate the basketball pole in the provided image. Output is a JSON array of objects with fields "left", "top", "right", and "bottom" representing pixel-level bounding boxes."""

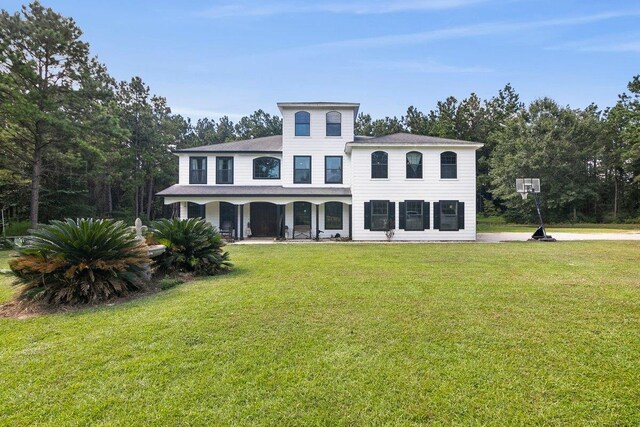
[{"left": 532, "top": 191, "right": 548, "bottom": 239}]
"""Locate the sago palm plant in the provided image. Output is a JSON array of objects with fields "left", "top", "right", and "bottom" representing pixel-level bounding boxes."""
[
  {"left": 150, "top": 218, "right": 232, "bottom": 275},
  {"left": 9, "top": 218, "right": 151, "bottom": 305}
]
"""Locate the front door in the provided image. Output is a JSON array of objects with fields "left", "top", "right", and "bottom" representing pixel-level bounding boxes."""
[{"left": 250, "top": 202, "right": 278, "bottom": 237}]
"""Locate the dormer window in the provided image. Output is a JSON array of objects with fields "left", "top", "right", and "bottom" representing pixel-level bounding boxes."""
[
  {"left": 295, "top": 111, "right": 310, "bottom": 136},
  {"left": 326, "top": 111, "right": 341, "bottom": 136}
]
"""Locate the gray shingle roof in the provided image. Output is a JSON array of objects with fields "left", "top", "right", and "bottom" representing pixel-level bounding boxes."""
[
  {"left": 350, "top": 132, "right": 480, "bottom": 145},
  {"left": 157, "top": 185, "right": 351, "bottom": 197},
  {"left": 175, "top": 135, "right": 282, "bottom": 153}
]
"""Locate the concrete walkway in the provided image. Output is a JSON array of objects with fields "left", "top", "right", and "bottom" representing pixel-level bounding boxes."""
[{"left": 477, "top": 232, "right": 640, "bottom": 242}]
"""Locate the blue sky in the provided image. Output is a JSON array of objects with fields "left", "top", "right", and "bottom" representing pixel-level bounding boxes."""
[{"left": 2, "top": 0, "right": 639, "bottom": 120}]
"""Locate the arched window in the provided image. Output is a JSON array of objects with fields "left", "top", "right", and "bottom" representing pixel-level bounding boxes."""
[
  {"left": 295, "top": 111, "right": 310, "bottom": 136},
  {"left": 326, "top": 111, "right": 341, "bottom": 136},
  {"left": 406, "top": 151, "right": 422, "bottom": 179},
  {"left": 253, "top": 157, "right": 281, "bottom": 179},
  {"left": 371, "top": 151, "right": 388, "bottom": 179},
  {"left": 440, "top": 151, "right": 457, "bottom": 179}
]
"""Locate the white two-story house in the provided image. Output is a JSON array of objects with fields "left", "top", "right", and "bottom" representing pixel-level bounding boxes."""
[{"left": 157, "top": 102, "right": 483, "bottom": 241}]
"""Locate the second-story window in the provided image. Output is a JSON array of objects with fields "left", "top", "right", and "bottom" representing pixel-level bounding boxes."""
[
  {"left": 441, "top": 151, "right": 457, "bottom": 179},
  {"left": 325, "top": 156, "right": 343, "bottom": 184},
  {"left": 189, "top": 157, "right": 207, "bottom": 184},
  {"left": 371, "top": 151, "right": 388, "bottom": 179},
  {"left": 326, "top": 111, "right": 341, "bottom": 136},
  {"left": 406, "top": 151, "right": 423, "bottom": 179},
  {"left": 216, "top": 157, "right": 233, "bottom": 184},
  {"left": 253, "top": 157, "right": 281, "bottom": 179},
  {"left": 295, "top": 111, "right": 310, "bottom": 136},
  {"left": 294, "top": 156, "right": 311, "bottom": 184}
]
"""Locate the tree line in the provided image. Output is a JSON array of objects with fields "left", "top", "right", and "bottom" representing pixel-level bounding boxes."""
[
  {"left": 356, "top": 83, "right": 640, "bottom": 223},
  {"left": 1, "top": 2, "right": 639, "bottom": 228}
]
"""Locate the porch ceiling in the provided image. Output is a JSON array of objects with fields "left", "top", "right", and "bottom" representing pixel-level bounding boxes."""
[{"left": 158, "top": 185, "right": 352, "bottom": 206}]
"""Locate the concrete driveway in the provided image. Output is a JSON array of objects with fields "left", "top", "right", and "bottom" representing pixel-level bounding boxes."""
[{"left": 477, "top": 232, "right": 640, "bottom": 242}]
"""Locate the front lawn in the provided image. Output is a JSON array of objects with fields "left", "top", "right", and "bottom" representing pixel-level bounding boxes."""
[{"left": 1, "top": 242, "right": 639, "bottom": 425}]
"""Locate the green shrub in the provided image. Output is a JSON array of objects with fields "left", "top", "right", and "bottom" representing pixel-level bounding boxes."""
[
  {"left": 3, "top": 220, "right": 31, "bottom": 237},
  {"left": 150, "top": 218, "right": 232, "bottom": 275},
  {"left": 158, "top": 277, "right": 184, "bottom": 290},
  {"left": 9, "top": 218, "right": 151, "bottom": 305}
]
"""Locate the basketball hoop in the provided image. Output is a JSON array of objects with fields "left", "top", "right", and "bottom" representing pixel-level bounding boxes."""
[
  {"left": 516, "top": 178, "right": 540, "bottom": 198},
  {"left": 515, "top": 178, "right": 555, "bottom": 242}
]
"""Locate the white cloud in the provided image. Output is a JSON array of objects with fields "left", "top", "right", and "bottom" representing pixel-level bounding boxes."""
[
  {"left": 202, "top": 0, "right": 488, "bottom": 18},
  {"left": 349, "top": 59, "right": 492, "bottom": 73},
  {"left": 548, "top": 35, "right": 640, "bottom": 53},
  {"left": 309, "top": 10, "right": 640, "bottom": 50}
]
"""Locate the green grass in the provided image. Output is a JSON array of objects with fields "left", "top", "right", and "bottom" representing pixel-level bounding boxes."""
[
  {"left": 0, "top": 250, "right": 16, "bottom": 303},
  {"left": 1, "top": 243, "right": 639, "bottom": 425},
  {"left": 477, "top": 216, "right": 640, "bottom": 233}
]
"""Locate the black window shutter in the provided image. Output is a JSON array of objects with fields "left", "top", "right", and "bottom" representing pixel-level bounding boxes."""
[
  {"left": 388, "top": 202, "right": 395, "bottom": 229},
  {"left": 458, "top": 201, "right": 465, "bottom": 230},
  {"left": 364, "top": 202, "right": 371, "bottom": 229},
  {"left": 434, "top": 202, "right": 440, "bottom": 229},
  {"left": 399, "top": 202, "right": 406, "bottom": 230},
  {"left": 423, "top": 202, "right": 430, "bottom": 230}
]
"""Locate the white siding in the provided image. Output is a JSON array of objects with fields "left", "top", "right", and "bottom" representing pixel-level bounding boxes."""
[
  {"left": 178, "top": 156, "right": 189, "bottom": 185},
  {"left": 280, "top": 107, "right": 354, "bottom": 188},
  {"left": 350, "top": 146, "right": 477, "bottom": 241},
  {"left": 171, "top": 103, "right": 480, "bottom": 241},
  {"left": 178, "top": 153, "right": 283, "bottom": 186}
]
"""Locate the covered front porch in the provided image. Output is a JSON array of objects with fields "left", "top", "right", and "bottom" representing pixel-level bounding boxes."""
[{"left": 158, "top": 185, "right": 352, "bottom": 241}]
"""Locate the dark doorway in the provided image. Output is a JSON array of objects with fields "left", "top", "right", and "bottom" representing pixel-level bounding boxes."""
[
  {"left": 219, "top": 202, "right": 235, "bottom": 235},
  {"left": 250, "top": 202, "right": 278, "bottom": 236}
]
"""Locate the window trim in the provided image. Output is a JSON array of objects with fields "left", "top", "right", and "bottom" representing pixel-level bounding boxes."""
[
  {"left": 215, "top": 156, "right": 234, "bottom": 184},
  {"left": 187, "top": 202, "right": 205, "bottom": 219},
  {"left": 440, "top": 151, "right": 457, "bottom": 179},
  {"left": 326, "top": 111, "right": 342, "bottom": 137},
  {"left": 371, "top": 151, "right": 388, "bottom": 179},
  {"left": 253, "top": 156, "right": 281, "bottom": 180},
  {"left": 370, "top": 200, "right": 390, "bottom": 231},
  {"left": 404, "top": 200, "right": 424, "bottom": 231},
  {"left": 324, "top": 155, "right": 343, "bottom": 184},
  {"left": 189, "top": 156, "right": 207, "bottom": 184},
  {"left": 293, "top": 201, "right": 312, "bottom": 226},
  {"left": 324, "top": 202, "right": 343, "bottom": 230},
  {"left": 295, "top": 111, "right": 311, "bottom": 137},
  {"left": 406, "top": 151, "right": 423, "bottom": 179},
  {"left": 293, "top": 155, "right": 312, "bottom": 184},
  {"left": 439, "top": 199, "right": 459, "bottom": 231}
]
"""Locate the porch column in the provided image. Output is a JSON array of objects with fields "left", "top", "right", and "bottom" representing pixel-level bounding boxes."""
[
  {"left": 239, "top": 204, "right": 244, "bottom": 240},
  {"left": 348, "top": 204, "right": 352, "bottom": 239},
  {"left": 315, "top": 204, "right": 319, "bottom": 240},
  {"left": 234, "top": 205, "right": 239, "bottom": 240}
]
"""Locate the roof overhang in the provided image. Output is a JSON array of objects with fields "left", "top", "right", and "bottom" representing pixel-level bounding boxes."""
[
  {"left": 157, "top": 185, "right": 352, "bottom": 205},
  {"left": 162, "top": 196, "right": 352, "bottom": 206},
  {"left": 277, "top": 102, "right": 360, "bottom": 116},
  {"left": 345, "top": 142, "right": 484, "bottom": 153},
  {"left": 172, "top": 150, "right": 282, "bottom": 156}
]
